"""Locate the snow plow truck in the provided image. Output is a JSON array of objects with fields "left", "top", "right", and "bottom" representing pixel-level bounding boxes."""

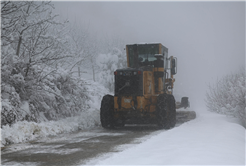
[{"left": 100, "top": 43, "right": 196, "bottom": 129}]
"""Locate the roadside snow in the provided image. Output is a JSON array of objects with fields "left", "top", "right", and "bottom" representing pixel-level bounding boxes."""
[
  {"left": 88, "top": 109, "right": 245, "bottom": 165},
  {"left": 1, "top": 108, "right": 98, "bottom": 146},
  {"left": 1, "top": 80, "right": 111, "bottom": 147}
]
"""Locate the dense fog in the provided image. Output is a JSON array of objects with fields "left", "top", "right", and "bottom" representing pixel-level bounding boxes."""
[{"left": 54, "top": 1, "right": 245, "bottom": 110}]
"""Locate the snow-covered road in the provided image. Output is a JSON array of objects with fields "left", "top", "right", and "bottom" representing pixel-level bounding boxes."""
[
  {"left": 1, "top": 108, "right": 245, "bottom": 166},
  {"left": 1, "top": 109, "right": 192, "bottom": 166},
  {"left": 1, "top": 124, "right": 163, "bottom": 166},
  {"left": 88, "top": 109, "right": 245, "bottom": 165}
]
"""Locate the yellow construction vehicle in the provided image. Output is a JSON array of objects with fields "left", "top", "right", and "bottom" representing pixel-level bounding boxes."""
[{"left": 100, "top": 43, "right": 194, "bottom": 129}]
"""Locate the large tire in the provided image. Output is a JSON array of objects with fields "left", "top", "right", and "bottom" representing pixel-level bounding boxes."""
[
  {"left": 168, "top": 94, "right": 176, "bottom": 128},
  {"left": 156, "top": 94, "right": 176, "bottom": 129},
  {"left": 100, "top": 95, "right": 114, "bottom": 129},
  {"left": 114, "top": 120, "right": 125, "bottom": 127}
]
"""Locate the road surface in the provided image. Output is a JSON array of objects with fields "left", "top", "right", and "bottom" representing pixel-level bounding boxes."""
[
  {"left": 1, "top": 125, "right": 163, "bottom": 166},
  {"left": 2, "top": 111, "right": 195, "bottom": 166}
]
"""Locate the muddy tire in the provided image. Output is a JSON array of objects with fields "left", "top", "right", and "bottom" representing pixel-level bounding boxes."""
[
  {"left": 100, "top": 95, "right": 114, "bottom": 129},
  {"left": 156, "top": 94, "right": 176, "bottom": 129}
]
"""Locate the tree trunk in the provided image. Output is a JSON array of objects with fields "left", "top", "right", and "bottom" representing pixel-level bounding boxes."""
[
  {"left": 90, "top": 57, "right": 95, "bottom": 82},
  {"left": 92, "top": 64, "right": 95, "bottom": 82},
  {"left": 78, "top": 66, "right": 81, "bottom": 77},
  {"left": 16, "top": 35, "right": 22, "bottom": 57}
]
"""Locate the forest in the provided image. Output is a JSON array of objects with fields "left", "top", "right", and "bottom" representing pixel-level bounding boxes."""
[
  {"left": 1, "top": 1, "right": 245, "bottom": 129},
  {"left": 1, "top": 1, "right": 126, "bottom": 127}
]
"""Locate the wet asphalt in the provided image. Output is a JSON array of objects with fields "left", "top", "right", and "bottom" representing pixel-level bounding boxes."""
[
  {"left": 1, "top": 125, "right": 162, "bottom": 166},
  {"left": 1, "top": 111, "right": 195, "bottom": 166}
]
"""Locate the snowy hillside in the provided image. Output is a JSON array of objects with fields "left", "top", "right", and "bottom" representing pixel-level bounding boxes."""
[
  {"left": 1, "top": 80, "right": 110, "bottom": 147},
  {"left": 87, "top": 108, "right": 245, "bottom": 165}
]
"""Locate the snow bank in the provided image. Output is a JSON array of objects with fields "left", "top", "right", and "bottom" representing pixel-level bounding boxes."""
[
  {"left": 1, "top": 108, "right": 98, "bottom": 146},
  {"left": 90, "top": 109, "right": 245, "bottom": 165},
  {"left": 1, "top": 79, "right": 111, "bottom": 147}
]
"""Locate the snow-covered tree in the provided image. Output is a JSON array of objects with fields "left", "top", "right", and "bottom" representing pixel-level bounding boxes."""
[
  {"left": 96, "top": 46, "right": 126, "bottom": 92},
  {"left": 205, "top": 68, "right": 246, "bottom": 127},
  {"left": 1, "top": 1, "right": 86, "bottom": 126},
  {"left": 61, "top": 22, "right": 101, "bottom": 82},
  {"left": 63, "top": 22, "right": 90, "bottom": 73},
  {"left": 1, "top": 1, "right": 25, "bottom": 47},
  {"left": 1, "top": 1, "right": 127, "bottom": 127}
]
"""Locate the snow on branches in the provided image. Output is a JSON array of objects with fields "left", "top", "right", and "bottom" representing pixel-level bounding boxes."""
[
  {"left": 205, "top": 68, "right": 246, "bottom": 127},
  {"left": 1, "top": 1, "right": 126, "bottom": 128},
  {"left": 96, "top": 47, "right": 126, "bottom": 92},
  {"left": 1, "top": 1, "right": 84, "bottom": 127}
]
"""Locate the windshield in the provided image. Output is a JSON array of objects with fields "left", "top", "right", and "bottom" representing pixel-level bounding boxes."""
[
  {"left": 127, "top": 44, "right": 159, "bottom": 68},
  {"left": 138, "top": 53, "right": 157, "bottom": 62}
]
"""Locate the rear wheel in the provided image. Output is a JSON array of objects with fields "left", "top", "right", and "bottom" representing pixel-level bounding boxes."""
[
  {"left": 156, "top": 94, "right": 176, "bottom": 129},
  {"left": 100, "top": 95, "right": 114, "bottom": 129}
]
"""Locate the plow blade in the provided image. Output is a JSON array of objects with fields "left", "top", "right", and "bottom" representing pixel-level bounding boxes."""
[{"left": 176, "top": 110, "right": 196, "bottom": 123}]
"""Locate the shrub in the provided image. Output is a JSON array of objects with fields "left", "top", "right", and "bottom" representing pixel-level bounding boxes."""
[
  {"left": 205, "top": 69, "right": 246, "bottom": 127},
  {"left": 1, "top": 60, "right": 90, "bottom": 126}
]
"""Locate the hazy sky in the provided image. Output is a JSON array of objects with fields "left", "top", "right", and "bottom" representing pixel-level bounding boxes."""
[{"left": 53, "top": 1, "right": 245, "bottom": 110}]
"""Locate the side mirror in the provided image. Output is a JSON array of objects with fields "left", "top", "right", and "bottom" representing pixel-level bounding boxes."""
[{"left": 171, "top": 58, "right": 177, "bottom": 75}]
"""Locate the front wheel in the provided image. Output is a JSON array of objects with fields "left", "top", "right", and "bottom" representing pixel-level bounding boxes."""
[
  {"left": 156, "top": 94, "right": 176, "bottom": 129},
  {"left": 100, "top": 95, "right": 114, "bottom": 129},
  {"left": 168, "top": 94, "right": 176, "bottom": 128},
  {"left": 114, "top": 120, "right": 125, "bottom": 127}
]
